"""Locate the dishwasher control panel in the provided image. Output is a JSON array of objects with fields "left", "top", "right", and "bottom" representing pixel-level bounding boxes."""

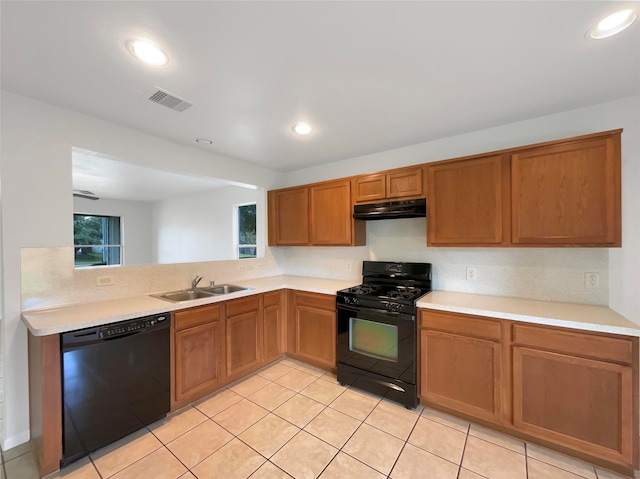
[{"left": 98, "top": 314, "right": 168, "bottom": 339}]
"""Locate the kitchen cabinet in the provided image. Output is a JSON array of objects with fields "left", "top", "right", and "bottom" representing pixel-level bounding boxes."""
[
  {"left": 512, "top": 324, "right": 636, "bottom": 466},
  {"left": 224, "top": 295, "right": 262, "bottom": 381},
  {"left": 353, "top": 166, "right": 424, "bottom": 203},
  {"left": 511, "top": 130, "right": 621, "bottom": 246},
  {"left": 268, "top": 186, "right": 309, "bottom": 245},
  {"left": 263, "top": 290, "right": 285, "bottom": 363},
  {"left": 419, "top": 310, "right": 503, "bottom": 424},
  {"left": 310, "top": 179, "right": 365, "bottom": 245},
  {"left": 269, "top": 179, "right": 364, "bottom": 246},
  {"left": 173, "top": 304, "right": 225, "bottom": 406},
  {"left": 418, "top": 308, "right": 639, "bottom": 471},
  {"left": 287, "top": 290, "right": 336, "bottom": 369},
  {"left": 427, "top": 129, "right": 621, "bottom": 247},
  {"left": 427, "top": 155, "right": 509, "bottom": 246}
]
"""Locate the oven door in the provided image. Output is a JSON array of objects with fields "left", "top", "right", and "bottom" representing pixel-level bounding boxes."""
[{"left": 337, "top": 303, "right": 416, "bottom": 385}]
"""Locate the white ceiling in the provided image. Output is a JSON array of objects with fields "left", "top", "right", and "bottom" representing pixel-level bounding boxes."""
[
  {"left": 72, "top": 150, "right": 234, "bottom": 202},
  {"left": 2, "top": 1, "right": 639, "bottom": 172}
]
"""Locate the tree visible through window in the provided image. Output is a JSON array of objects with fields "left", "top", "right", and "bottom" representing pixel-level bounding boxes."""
[
  {"left": 74, "top": 214, "right": 122, "bottom": 267},
  {"left": 237, "top": 203, "right": 256, "bottom": 259}
]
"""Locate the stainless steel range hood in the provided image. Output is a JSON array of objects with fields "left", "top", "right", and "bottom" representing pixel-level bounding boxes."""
[{"left": 353, "top": 198, "right": 426, "bottom": 220}]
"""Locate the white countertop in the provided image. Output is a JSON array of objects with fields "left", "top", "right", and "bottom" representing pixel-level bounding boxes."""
[
  {"left": 418, "top": 291, "right": 640, "bottom": 337},
  {"left": 23, "top": 278, "right": 640, "bottom": 338},
  {"left": 22, "top": 275, "right": 359, "bottom": 336}
]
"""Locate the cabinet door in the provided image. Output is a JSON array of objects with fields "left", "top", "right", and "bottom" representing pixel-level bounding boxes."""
[
  {"left": 225, "top": 296, "right": 262, "bottom": 380},
  {"left": 310, "top": 179, "right": 353, "bottom": 245},
  {"left": 513, "top": 347, "right": 633, "bottom": 465},
  {"left": 427, "top": 155, "right": 507, "bottom": 245},
  {"left": 387, "top": 167, "right": 423, "bottom": 199},
  {"left": 263, "top": 291, "right": 284, "bottom": 364},
  {"left": 288, "top": 291, "right": 336, "bottom": 369},
  {"left": 420, "top": 329, "right": 502, "bottom": 424},
  {"left": 511, "top": 134, "right": 621, "bottom": 245},
  {"left": 175, "top": 321, "right": 224, "bottom": 403},
  {"left": 353, "top": 174, "right": 386, "bottom": 203},
  {"left": 268, "top": 187, "right": 309, "bottom": 245}
]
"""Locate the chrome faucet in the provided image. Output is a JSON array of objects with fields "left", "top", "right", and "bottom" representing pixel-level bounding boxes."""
[{"left": 191, "top": 275, "right": 203, "bottom": 289}]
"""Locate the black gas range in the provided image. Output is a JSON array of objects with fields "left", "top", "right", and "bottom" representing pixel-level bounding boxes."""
[{"left": 336, "top": 261, "right": 432, "bottom": 408}]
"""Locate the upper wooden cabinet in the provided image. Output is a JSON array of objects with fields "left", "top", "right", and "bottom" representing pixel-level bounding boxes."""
[
  {"left": 310, "top": 179, "right": 363, "bottom": 245},
  {"left": 268, "top": 186, "right": 309, "bottom": 246},
  {"left": 511, "top": 132, "right": 621, "bottom": 246},
  {"left": 269, "top": 179, "right": 364, "bottom": 246},
  {"left": 354, "top": 166, "right": 424, "bottom": 203},
  {"left": 427, "top": 155, "right": 509, "bottom": 246},
  {"left": 427, "top": 129, "right": 622, "bottom": 247}
]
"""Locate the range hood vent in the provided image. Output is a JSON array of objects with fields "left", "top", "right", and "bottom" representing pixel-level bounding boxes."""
[
  {"left": 353, "top": 198, "right": 426, "bottom": 220},
  {"left": 147, "top": 87, "right": 193, "bottom": 112}
]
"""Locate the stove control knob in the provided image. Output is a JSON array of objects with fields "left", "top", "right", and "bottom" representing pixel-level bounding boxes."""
[
  {"left": 387, "top": 302, "right": 401, "bottom": 312},
  {"left": 345, "top": 296, "right": 358, "bottom": 305}
]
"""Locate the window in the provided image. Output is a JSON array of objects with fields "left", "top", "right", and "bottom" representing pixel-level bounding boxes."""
[
  {"left": 73, "top": 214, "right": 122, "bottom": 267},
  {"left": 236, "top": 203, "right": 256, "bottom": 259}
]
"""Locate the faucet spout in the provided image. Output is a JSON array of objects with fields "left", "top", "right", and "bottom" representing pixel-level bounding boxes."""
[{"left": 191, "top": 275, "right": 203, "bottom": 289}]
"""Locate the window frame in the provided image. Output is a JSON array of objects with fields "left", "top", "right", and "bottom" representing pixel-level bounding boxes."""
[
  {"left": 73, "top": 213, "right": 124, "bottom": 268},
  {"left": 235, "top": 202, "right": 257, "bottom": 259}
]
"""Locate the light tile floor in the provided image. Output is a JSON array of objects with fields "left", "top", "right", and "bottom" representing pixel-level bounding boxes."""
[{"left": 2, "top": 358, "right": 637, "bottom": 479}]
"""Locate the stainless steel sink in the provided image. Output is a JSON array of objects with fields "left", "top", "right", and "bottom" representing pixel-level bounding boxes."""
[
  {"left": 198, "top": 284, "right": 250, "bottom": 295},
  {"left": 150, "top": 284, "right": 251, "bottom": 302},
  {"left": 151, "top": 289, "right": 217, "bottom": 302}
]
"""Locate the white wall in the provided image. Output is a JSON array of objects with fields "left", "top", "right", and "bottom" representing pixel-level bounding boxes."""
[
  {"left": 74, "top": 197, "right": 153, "bottom": 266},
  {"left": 152, "top": 186, "right": 261, "bottom": 263},
  {"left": 277, "top": 95, "right": 640, "bottom": 324},
  {"left": 0, "top": 91, "right": 282, "bottom": 450}
]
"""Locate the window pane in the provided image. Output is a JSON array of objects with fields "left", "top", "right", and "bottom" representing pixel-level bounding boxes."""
[
  {"left": 238, "top": 246, "right": 257, "bottom": 259},
  {"left": 238, "top": 204, "right": 256, "bottom": 246},
  {"left": 73, "top": 214, "right": 122, "bottom": 267}
]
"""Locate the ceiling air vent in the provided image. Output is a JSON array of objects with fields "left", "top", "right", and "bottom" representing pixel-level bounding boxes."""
[
  {"left": 73, "top": 190, "right": 100, "bottom": 200},
  {"left": 147, "top": 88, "right": 192, "bottom": 112}
]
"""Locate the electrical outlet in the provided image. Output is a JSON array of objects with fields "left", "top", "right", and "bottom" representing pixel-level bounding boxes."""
[
  {"left": 345, "top": 261, "right": 353, "bottom": 272},
  {"left": 585, "top": 272, "right": 600, "bottom": 288},
  {"left": 288, "top": 259, "right": 294, "bottom": 267},
  {"left": 256, "top": 262, "right": 265, "bottom": 270},
  {"left": 466, "top": 267, "right": 477, "bottom": 281},
  {"left": 237, "top": 263, "right": 246, "bottom": 271},
  {"left": 96, "top": 275, "right": 114, "bottom": 286},
  {"left": 246, "top": 263, "right": 254, "bottom": 270}
]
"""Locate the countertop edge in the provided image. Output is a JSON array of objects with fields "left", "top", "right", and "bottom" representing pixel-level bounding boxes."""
[
  {"left": 22, "top": 276, "right": 359, "bottom": 336},
  {"left": 417, "top": 291, "right": 640, "bottom": 338}
]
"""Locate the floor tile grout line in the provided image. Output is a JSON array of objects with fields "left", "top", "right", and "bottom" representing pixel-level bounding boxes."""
[
  {"left": 455, "top": 423, "right": 471, "bottom": 479},
  {"left": 526, "top": 445, "right": 600, "bottom": 479}
]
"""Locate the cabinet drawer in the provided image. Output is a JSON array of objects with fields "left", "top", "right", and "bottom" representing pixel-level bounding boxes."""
[
  {"left": 512, "top": 324, "right": 634, "bottom": 364},
  {"left": 175, "top": 304, "right": 221, "bottom": 331},
  {"left": 225, "top": 295, "right": 261, "bottom": 317},
  {"left": 293, "top": 291, "right": 335, "bottom": 311},
  {"left": 263, "top": 290, "right": 282, "bottom": 307},
  {"left": 420, "top": 310, "right": 501, "bottom": 341}
]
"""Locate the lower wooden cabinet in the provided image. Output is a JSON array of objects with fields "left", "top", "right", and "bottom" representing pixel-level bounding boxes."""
[
  {"left": 420, "top": 311, "right": 503, "bottom": 424},
  {"left": 419, "top": 309, "right": 639, "bottom": 471},
  {"left": 287, "top": 290, "right": 336, "bottom": 369},
  {"left": 174, "top": 304, "right": 225, "bottom": 405},
  {"left": 263, "top": 290, "right": 285, "bottom": 363},
  {"left": 512, "top": 324, "right": 636, "bottom": 467},
  {"left": 225, "top": 296, "right": 262, "bottom": 381}
]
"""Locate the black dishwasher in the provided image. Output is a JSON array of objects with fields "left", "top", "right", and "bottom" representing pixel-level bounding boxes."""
[{"left": 61, "top": 313, "right": 170, "bottom": 466}]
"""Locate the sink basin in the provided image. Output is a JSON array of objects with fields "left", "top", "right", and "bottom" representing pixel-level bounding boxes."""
[
  {"left": 151, "top": 289, "right": 216, "bottom": 303},
  {"left": 199, "top": 284, "right": 251, "bottom": 295},
  {"left": 150, "top": 284, "right": 251, "bottom": 302}
]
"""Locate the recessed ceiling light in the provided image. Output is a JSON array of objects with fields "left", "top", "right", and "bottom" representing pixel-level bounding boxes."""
[
  {"left": 292, "top": 122, "right": 312, "bottom": 135},
  {"left": 195, "top": 138, "right": 213, "bottom": 145},
  {"left": 128, "top": 40, "right": 168, "bottom": 66},
  {"left": 589, "top": 9, "right": 637, "bottom": 39}
]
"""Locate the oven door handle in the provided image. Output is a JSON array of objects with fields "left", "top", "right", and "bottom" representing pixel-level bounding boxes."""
[{"left": 337, "top": 303, "right": 404, "bottom": 317}]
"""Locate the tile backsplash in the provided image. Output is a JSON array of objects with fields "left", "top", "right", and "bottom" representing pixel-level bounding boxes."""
[{"left": 22, "top": 219, "right": 608, "bottom": 309}]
